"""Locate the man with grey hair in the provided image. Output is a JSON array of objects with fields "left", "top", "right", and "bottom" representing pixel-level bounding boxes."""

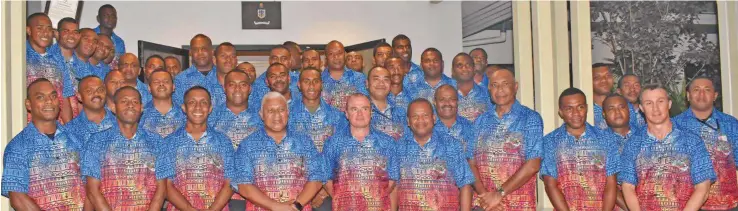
[{"left": 234, "top": 92, "right": 324, "bottom": 211}]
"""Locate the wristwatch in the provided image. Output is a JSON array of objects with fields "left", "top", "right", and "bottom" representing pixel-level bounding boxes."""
[
  {"left": 293, "top": 201, "right": 304, "bottom": 211},
  {"left": 496, "top": 186, "right": 506, "bottom": 197}
]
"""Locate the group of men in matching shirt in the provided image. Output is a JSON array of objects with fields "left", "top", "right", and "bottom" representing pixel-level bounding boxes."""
[{"left": 4, "top": 3, "right": 738, "bottom": 211}]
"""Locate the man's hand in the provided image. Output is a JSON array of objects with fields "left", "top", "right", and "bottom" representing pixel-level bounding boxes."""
[
  {"left": 479, "top": 191, "right": 503, "bottom": 211},
  {"left": 271, "top": 201, "right": 298, "bottom": 211},
  {"left": 311, "top": 189, "right": 329, "bottom": 208}
]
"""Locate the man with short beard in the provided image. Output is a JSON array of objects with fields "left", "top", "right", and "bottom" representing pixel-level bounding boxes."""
[
  {"left": 322, "top": 40, "right": 368, "bottom": 111},
  {"left": 140, "top": 70, "right": 185, "bottom": 138},
  {"left": 452, "top": 53, "right": 491, "bottom": 122},
  {"left": 82, "top": 86, "right": 166, "bottom": 210},
  {"left": 118, "top": 53, "right": 153, "bottom": 105},
  {"left": 673, "top": 77, "right": 738, "bottom": 211},
  {"left": 302, "top": 49, "right": 323, "bottom": 70},
  {"left": 90, "top": 34, "right": 114, "bottom": 78},
  {"left": 164, "top": 56, "right": 182, "bottom": 77},
  {"left": 66, "top": 76, "right": 116, "bottom": 143},
  {"left": 346, "top": 51, "right": 364, "bottom": 72},
  {"left": 26, "top": 13, "right": 75, "bottom": 123},
  {"left": 367, "top": 66, "right": 407, "bottom": 140},
  {"left": 406, "top": 48, "right": 456, "bottom": 103}
]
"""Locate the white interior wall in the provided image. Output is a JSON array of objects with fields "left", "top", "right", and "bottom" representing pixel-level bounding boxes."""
[{"left": 63, "top": 1, "right": 462, "bottom": 75}]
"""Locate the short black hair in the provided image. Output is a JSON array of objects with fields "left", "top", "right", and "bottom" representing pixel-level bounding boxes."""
[
  {"left": 421, "top": 48, "right": 443, "bottom": 61},
  {"left": 164, "top": 55, "right": 179, "bottom": 61},
  {"left": 98, "top": 4, "right": 116, "bottom": 15},
  {"left": 26, "top": 78, "right": 52, "bottom": 99},
  {"left": 148, "top": 69, "right": 172, "bottom": 81},
  {"left": 385, "top": 56, "right": 406, "bottom": 65},
  {"left": 225, "top": 69, "right": 252, "bottom": 84},
  {"left": 470, "top": 48, "right": 488, "bottom": 59},
  {"left": 26, "top": 13, "right": 49, "bottom": 27},
  {"left": 215, "top": 42, "right": 236, "bottom": 56},
  {"left": 592, "top": 63, "right": 612, "bottom": 69},
  {"left": 113, "top": 86, "right": 141, "bottom": 102},
  {"left": 271, "top": 45, "right": 290, "bottom": 54},
  {"left": 617, "top": 73, "right": 640, "bottom": 89},
  {"left": 367, "top": 66, "right": 389, "bottom": 79},
  {"left": 78, "top": 75, "right": 103, "bottom": 91},
  {"left": 299, "top": 67, "right": 322, "bottom": 80},
  {"left": 282, "top": 41, "right": 300, "bottom": 50},
  {"left": 686, "top": 75, "right": 716, "bottom": 91},
  {"left": 190, "top": 34, "right": 212, "bottom": 46},
  {"left": 267, "top": 62, "right": 288, "bottom": 72},
  {"left": 183, "top": 85, "right": 212, "bottom": 103},
  {"left": 407, "top": 98, "right": 433, "bottom": 117},
  {"left": 558, "top": 87, "right": 586, "bottom": 106},
  {"left": 56, "top": 17, "right": 78, "bottom": 30},
  {"left": 603, "top": 93, "right": 628, "bottom": 106},
  {"left": 453, "top": 52, "right": 473, "bottom": 63},
  {"left": 392, "top": 34, "right": 411, "bottom": 47},
  {"left": 145, "top": 55, "right": 164, "bottom": 66},
  {"left": 486, "top": 65, "right": 516, "bottom": 78},
  {"left": 373, "top": 42, "right": 392, "bottom": 57}
]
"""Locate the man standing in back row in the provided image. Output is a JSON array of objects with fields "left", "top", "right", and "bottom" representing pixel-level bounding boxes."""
[
  {"left": 322, "top": 40, "right": 368, "bottom": 111},
  {"left": 392, "top": 34, "right": 423, "bottom": 87},
  {"left": 94, "top": 4, "right": 125, "bottom": 61}
]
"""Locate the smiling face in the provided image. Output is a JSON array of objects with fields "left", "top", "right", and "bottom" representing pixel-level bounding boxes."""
[
  {"left": 558, "top": 93, "right": 588, "bottom": 130},
  {"left": 76, "top": 29, "right": 98, "bottom": 58},
  {"left": 420, "top": 50, "right": 443, "bottom": 79},
  {"left": 407, "top": 101, "right": 436, "bottom": 138},
  {"left": 298, "top": 69, "right": 322, "bottom": 101},
  {"left": 434, "top": 85, "right": 458, "bottom": 120},
  {"left": 640, "top": 88, "right": 672, "bottom": 125},
  {"left": 93, "top": 36, "right": 113, "bottom": 61},
  {"left": 488, "top": 69, "right": 518, "bottom": 107},
  {"left": 27, "top": 15, "right": 54, "bottom": 50},
  {"left": 392, "top": 38, "right": 412, "bottom": 63},
  {"left": 593, "top": 66, "right": 614, "bottom": 96},
  {"left": 267, "top": 64, "right": 290, "bottom": 95},
  {"left": 225, "top": 71, "right": 251, "bottom": 106},
  {"left": 182, "top": 88, "right": 212, "bottom": 125},
  {"left": 367, "top": 67, "right": 391, "bottom": 100},
  {"left": 260, "top": 97, "right": 289, "bottom": 133},
  {"left": 386, "top": 57, "right": 408, "bottom": 86},
  {"left": 452, "top": 54, "right": 474, "bottom": 82},
  {"left": 56, "top": 21, "right": 80, "bottom": 50},
  {"left": 26, "top": 81, "right": 60, "bottom": 122},
  {"left": 346, "top": 94, "right": 372, "bottom": 129},
  {"left": 78, "top": 77, "right": 107, "bottom": 111},
  {"left": 373, "top": 46, "right": 393, "bottom": 67},
  {"left": 686, "top": 78, "right": 718, "bottom": 113}
]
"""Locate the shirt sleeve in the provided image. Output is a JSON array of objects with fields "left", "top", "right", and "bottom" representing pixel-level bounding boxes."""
[
  {"left": 387, "top": 140, "right": 401, "bottom": 181},
  {"left": 687, "top": 133, "right": 717, "bottom": 185},
  {"left": 220, "top": 134, "right": 237, "bottom": 182},
  {"left": 462, "top": 126, "right": 475, "bottom": 160},
  {"left": 1, "top": 138, "right": 30, "bottom": 197},
  {"left": 81, "top": 132, "right": 106, "bottom": 180},
  {"left": 539, "top": 135, "right": 558, "bottom": 179},
  {"left": 604, "top": 135, "right": 621, "bottom": 177},
  {"left": 618, "top": 138, "right": 639, "bottom": 185},
  {"left": 523, "top": 112, "right": 544, "bottom": 160},
  {"left": 322, "top": 137, "right": 338, "bottom": 180}
]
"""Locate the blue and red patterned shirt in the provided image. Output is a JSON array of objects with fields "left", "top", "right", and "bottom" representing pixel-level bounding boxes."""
[
  {"left": 371, "top": 97, "right": 408, "bottom": 141},
  {"left": 540, "top": 124, "right": 620, "bottom": 210},
  {"left": 321, "top": 67, "right": 369, "bottom": 112},
  {"left": 207, "top": 104, "right": 262, "bottom": 149},
  {"left": 434, "top": 116, "right": 474, "bottom": 159},
  {"left": 288, "top": 99, "right": 346, "bottom": 152},
  {"left": 2, "top": 122, "right": 86, "bottom": 210},
  {"left": 232, "top": 128, "right": 325, "bottom": 211},
  {"left": 26, "top": 41, "right": 76, "bottom": 123},
  {"left": 65, "top": 109, "right": 117, "bottom": 142},
  {"left": 396, "top": 132, "right": 475, "bottom": 211},
  {"left": 469, "top": 101, "right": 543, "bottom": 210},
  {"left": 172, "top": 65, "right": 225, "bottom": 106},
  {"left": 157, "top": 127, "right": 236, "bottom": 211},
  {"left": 619, "top": 126, "right": 717, "bottom": 211},
  {"left": 81, "top": 124, "right": 162, "bottom": 210},
  {"left": 673, "top": 108, "right": 738, "bottom": 210},
  {"left": 323, "top": 129, "right": 399, "bottom": 210},
  {"left": 405, "top": 74, "right": 457, "bottom": 104},
  {"left": 140, "top": 102, "right": 186, "bottom": 138},
  {"left": 457, "top": 83, "right": 491, "bottom": 122}
]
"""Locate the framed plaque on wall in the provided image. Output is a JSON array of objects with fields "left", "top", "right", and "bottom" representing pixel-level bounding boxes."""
[
  {"left": 242, "top": 2, "right": 282, "bottom": 30},
  {"left": 45, "top": 0, "right": 83, "bottom": 27}
]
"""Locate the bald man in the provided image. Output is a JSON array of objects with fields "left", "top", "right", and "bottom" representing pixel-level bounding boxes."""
[
  {"left": 117, "top": 53, "right": 153, "bottom": 105},
  {"left": 322, "top": 40, "right": 368, "bottom": 111}
]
